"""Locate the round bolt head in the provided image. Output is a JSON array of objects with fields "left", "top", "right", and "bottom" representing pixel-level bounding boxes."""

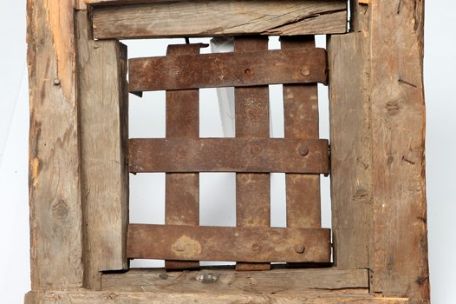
[{"left": 294, "top": 244, "right": 305, "bottom": 254}]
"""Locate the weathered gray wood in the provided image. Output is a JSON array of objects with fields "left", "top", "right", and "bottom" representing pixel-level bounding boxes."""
[
  {"left": 25, "top": 290, "right": 409, "bottom": 304},
  {"left": 89, "top": 0, "right": 348, "bottom": 39},
  {"left": 27, "top": 0, "right": 83, "bottom": 290},
  {"left": 234, "top": 37, "right": 270, "bottom": 271},
  {"left": 76, "top": 11, "right": 129, "bottom": 289},
  {"left": 127, "top": 224, "right": 331, "bottom": 263},
  {"left": 129, "top": 138, "right": 330, "bottom": 174},
  {"left": 327, "top": 4, "right": 372, "bottom": 270},
  {"left": 165, "top": 44, "right": 201, "bottom": 270},
  {"left": 328, "top": 1, "right": 429, "bottom": 302},
  {"left": 101, "top": 268, "right": 369, "bottom": 294},
  {"left": 282, "top": 36, "right": 322, "bottom": 229}
]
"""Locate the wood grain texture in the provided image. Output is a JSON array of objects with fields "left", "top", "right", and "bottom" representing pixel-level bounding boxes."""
[
  {"left": 27, "top": 0, "right": 83, "bottom": 289},
  {"left": 25, "top": 290, "right": 409, "bottom": 304},
  {"left": 369, "top": 1, "right": 429, "bottom": 302},
  {"left": 165, "top": 44, "right": 201, "bottom": 270},
  {"left": 129, "top": 48, "right": 327, "bottom": 92},
  {"left": 327, "top": 3, "right": 372, "bottom": 270},
  {"left": 89, "top": 0, "right": 347, "bottom": 39},
  {"left": 328, "top": 1, "right": 429, "bottom": 302},
  {"left": 127, "top": 224, "right": 331, "bottom": 263},
  {"left": 282, "top": 36, "right": 321, "bottom": 229},
  {"left": 76, "top": 11, "right": 129, "bottom": 289},
  {"left": 129, "top": 138, "right": 330, "bottom": 174},
  {"left": 102, "top": 268, "right": 369, "bottom": 294}
]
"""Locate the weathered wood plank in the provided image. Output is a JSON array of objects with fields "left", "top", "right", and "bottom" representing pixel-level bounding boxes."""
[
  {"left": 282, "top": 36, "right": 322, "bottom": 229},
  {"left": 127, "top": 224, "right": 331, "bottom": 263},
  {"left": 234, "top": 37, "right": 270, "bottom": 271},
  {"left": 25, "top": 290, "right": 409, "bottom": 304},
  {"left": 129, "top": 138, "right": 330, "bottom": 174},
  {"left": 89, "top": 0, "right": 347, "bottom": 39},
  {"left": 129, "top": 48, "right": 327, "bottom": 92},
  {"left": 102, "top": 268, "right": 369, "bottom": 294},
  {"left": 327, "top": 4, "right": 372, "bottom": 270},
  {"left": 165, "top": 44, "right": 201, "bottom": 270},
  {"left": 328, "top": 1, "right": 429, "bottom": 302},
  {"left": 76, "top": 11, "right": 129, "bottom": 289},
  {"left": 27, "top": 0, "right": 83, "bottom": 289},
  {"left": 368, "top": 1, "right": 429, "bottom": 302}
]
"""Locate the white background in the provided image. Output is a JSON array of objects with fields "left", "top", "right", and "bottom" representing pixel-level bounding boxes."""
[{"left": 0, "top": 1, "right": 455, "bottom": 303}]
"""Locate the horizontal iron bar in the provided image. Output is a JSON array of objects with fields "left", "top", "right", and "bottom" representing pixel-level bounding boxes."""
[
  {"left": 129, "top": 48, "right": 327, "bottom": 92},
  {"left": 129, "top": 138, "right": 330, "bottom": 174},
  {"left": 127, "top": 224, "right": 331, "bottom": 263}
]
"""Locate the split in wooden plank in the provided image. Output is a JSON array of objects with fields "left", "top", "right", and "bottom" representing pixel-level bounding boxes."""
[
  {"left": 27, "top": 0, "right": 84, "bottom": 290},
  {"left": 89, "top": 0, "right": 348, "bottom": 40},
  {"left": 282, "top": 36, "right": 322, "bottom": 229},
  {"left": 165, "top": 44, "right": 202, "bottom": 271},
  {"left": 25, "top": 290, "right": 409, "bottom": 304},
  {"left": 76, "top": 11, "right": 129, "bottom": 289},
  {"left": 127, "top": 224, "right": 331, "bottom": 263},
  {"left": 101, "top": 268, "right": 369, "bottom": 294},
  {"left": 129, "top": 48, "right": 327, "bottom": 92},
  {"left": 129, "top": 138, "right": 330, "bottom": 174},
  {"left": 234, "top": 36, "right": 270, "bottom": 271}
]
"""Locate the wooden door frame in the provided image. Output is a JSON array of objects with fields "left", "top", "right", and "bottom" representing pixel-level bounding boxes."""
[{"left": 25, "top": 0, "right": 429, "bottom": 303}]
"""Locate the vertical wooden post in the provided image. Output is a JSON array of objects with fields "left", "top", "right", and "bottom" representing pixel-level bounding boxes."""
[
  {"left": 234, "top": 37, "right": 271, "bottom": 271},
  {"left": 27, "top": 0, "right": 84, "bottom": 290},
  {"left": 76, "top": 11, "right": 129, "bottom": 289},
  {"left": 165, "top": 44, "right": 202, "bottom": 270},
  {"left": 328, "top": 1, "right": 429, "bottom": 302}
]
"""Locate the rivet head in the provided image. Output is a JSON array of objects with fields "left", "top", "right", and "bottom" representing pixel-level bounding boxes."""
[
  {"left": 300, "top": 66, "right": 311, "bottom": 76},
  {"left": 299, "top": 146, "right": 309, "bottom": 157},
  {"left": 244, "top": 68, "right": 252, "bottom": 76},
  {"left": 53, "top": 79, "right": 61, "bottom": 86},
  {"left": 294, "top": 244, "right": 305, "bottom": 254}
]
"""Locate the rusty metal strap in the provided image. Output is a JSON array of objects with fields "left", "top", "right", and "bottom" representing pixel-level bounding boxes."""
[
  {"left": 128, "top": 48, "right": 327, "bottom": 92},
  {"left": 129, "top": 138, "right": 329, "bottom": 174},
  {"left": 127, "top": 224, "right": 331, "bottom": 263}
]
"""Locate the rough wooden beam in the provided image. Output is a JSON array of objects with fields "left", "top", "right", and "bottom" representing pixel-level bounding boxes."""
[
  {"left": 328, "top": 0, "right": 429, "bottom": 302},
  {"left": 128, "top": 138, "right": 330, "bottom": 174},
  {"left": 25, "top": 290, "right": 409, "bottom": 304},
  {"left": 369, "top": 1, "right": 429, "bottom": 302},
  {"left": 327, "top": 3, "right": 372, "bottom": 270},
  {"left": 101, "top": 268, "right": 369, "bottom": 294},
  {"left": 129, "top": 48, "right": 328, "bottom": 92},
  {"left": 127, "top": 224, "right": 331, "bottom": 263},
  {"left": 27, "top": 0, "right": 83, "bottom": 290},
  {"left": 76, "top": 11, "right": 129, "bottom": 289},
  {"left": 89, "top": 0, "right": 348, "bottom": 39}
]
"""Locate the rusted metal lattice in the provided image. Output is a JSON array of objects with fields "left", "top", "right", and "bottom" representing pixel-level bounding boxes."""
[{"left": 127, "top": 37, "right": 331, "bottom": 271}]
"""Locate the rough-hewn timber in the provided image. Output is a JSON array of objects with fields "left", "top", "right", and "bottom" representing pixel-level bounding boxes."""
[
  {"left": 76, "top": 11, "right": 129, "bottom": 289},
  {"left": 101, "top": 268, "right": 369, "bottom": 294},
  {"left": 27, "top": 0, "right": 83, "bottom": 290},
  {"left": 89, "top": 0, "right": 348, "bottom": 39}
]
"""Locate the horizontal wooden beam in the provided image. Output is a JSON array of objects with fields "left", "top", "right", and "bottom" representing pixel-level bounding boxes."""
[
  {"left": 129, "top": 48, "right": 327, "bottom": 92},
  {"left": 102, "top": 268, "right": 369, "bottom": 294},
  {"left": 25, "top": 290, "right": 409, "bottom": 304},
  {"left": 127, "top": 224, "right": 331, "bottom": 263},
  {"left": 129, "top": 138, "right": 329, "bottom": 174},
  {"left": 89, "top": 0, "right": 348, "bottom": 40}
]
